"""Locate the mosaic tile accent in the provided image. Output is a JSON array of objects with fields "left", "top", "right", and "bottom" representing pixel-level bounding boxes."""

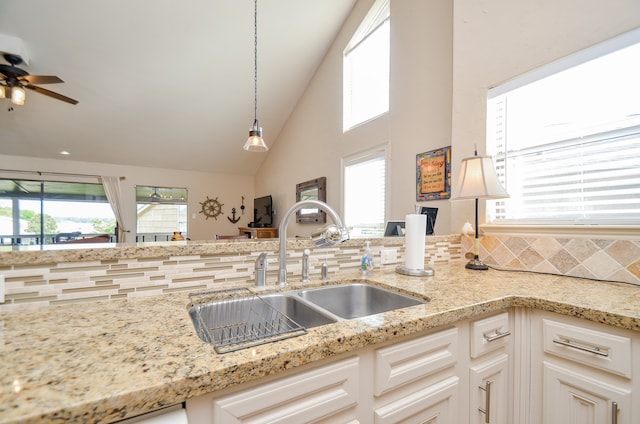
[
  {"left": 461, "top": 234, "right": 640, "bottom": 285},
  {"left": 0, "top": 236, "right": 462, "bottom": 312}
]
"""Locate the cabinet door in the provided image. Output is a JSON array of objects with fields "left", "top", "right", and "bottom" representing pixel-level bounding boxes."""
[
  {"left": 374, "top": 376, "right": 459, "bottom": 424},
  {"left": 469, "top": 354, "right": 510, "bottom": 424},
  {"left": 543, "top": 361, "right": 631, "bottom": 424}
]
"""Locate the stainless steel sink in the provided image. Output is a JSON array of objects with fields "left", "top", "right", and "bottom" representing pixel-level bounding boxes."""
[
  {"left": 297, "top": 283, "right": 425, "bottom": 319},
  {"left": 188, "top": 283, "right": 426, "bottom": 351},
  {"left": 188, "top": 293, "right": 337, "bottom": 344},
  {"left": 260, "top": 294, "right": 337, "bottom": 328}
]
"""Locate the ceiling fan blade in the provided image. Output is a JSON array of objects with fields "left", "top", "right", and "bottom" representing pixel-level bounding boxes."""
[
  {"left": 25, "top": 84, "right": 78, "bottom": 105},
  {"left": 21, "top": 75, "right": 64, "bottom": 85}
]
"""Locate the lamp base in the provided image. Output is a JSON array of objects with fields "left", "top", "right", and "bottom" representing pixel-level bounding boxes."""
[{"left": 465, "top": 258, "right": 489, "bottom": 270}]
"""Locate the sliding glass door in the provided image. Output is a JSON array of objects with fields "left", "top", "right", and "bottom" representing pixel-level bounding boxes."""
[{"left": 0, "top": 179, "right": 115, "bottom": 246}]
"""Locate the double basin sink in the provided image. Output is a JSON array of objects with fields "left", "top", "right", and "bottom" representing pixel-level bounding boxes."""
[{"left": 189, "top": 283, "right": 427, "bottom": 344}]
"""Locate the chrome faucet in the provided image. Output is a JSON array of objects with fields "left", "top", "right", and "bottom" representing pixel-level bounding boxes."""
[{"left": 278, "top": 200, "right": 349, "bottom": 286}]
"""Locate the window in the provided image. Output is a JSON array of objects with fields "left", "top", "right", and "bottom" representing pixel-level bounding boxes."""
[
  {"left": 0, "top": 179, "right": 115, "bottom": 245},
  {"left": 486, "top": 29, "right": 640, "bottom": 226},
  {"left": 343, "top": 0, "right": 390, "bottom": 131},
  {"left": 342, "top": 146, "right": 388, "bottom": 237},
  {"left": 135, "top": 186, "right": 187, "bottom": 241}
]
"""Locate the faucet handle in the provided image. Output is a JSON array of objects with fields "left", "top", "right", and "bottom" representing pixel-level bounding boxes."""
[
  {"left": 301, "top": 249, "right": 311, "bottom": 283},
  {"left": 255, "top": 252, "right": 268, "bottom": 286}
]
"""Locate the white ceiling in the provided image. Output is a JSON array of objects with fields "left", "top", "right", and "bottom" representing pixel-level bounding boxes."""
[{"left": 0, "top": 0, "right": 355, "bottom": 175}]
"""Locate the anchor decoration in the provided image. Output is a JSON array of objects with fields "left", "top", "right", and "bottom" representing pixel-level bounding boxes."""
[{"left": 228, "top": 207, "right": 241, "bottom": 224}]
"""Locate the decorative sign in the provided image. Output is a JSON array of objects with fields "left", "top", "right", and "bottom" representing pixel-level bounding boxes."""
[{"left": 416, "top": 146, "right": 451, "bottom": 201}]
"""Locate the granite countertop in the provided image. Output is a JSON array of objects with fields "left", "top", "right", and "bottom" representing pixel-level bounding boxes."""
[{"left": 1, "top": 264, "right": 639, "bottom": 423}]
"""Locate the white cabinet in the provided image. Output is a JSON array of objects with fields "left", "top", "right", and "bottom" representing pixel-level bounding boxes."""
[
  {"left": 186, "top": 308, "right": 638, "bottom": 424},
  {"left": 188, "top": 326, "right": 466, "bottom": 424},
  {"left": 373, "top": 376, "right": 459, "bottom": 424},
  {"left": 543, "top": 361, "right": 631, "bottom": 424},
  {"left": 187, "top": 357, "right": 359, "bottom": 424},
  {"left": 468, "top": 312, "right": 513, "bottom": 424},
  {"left": 373, "top": 327, "right": 461, "bottom": 423},
  {"left": 530, "top": 310, "right": 639, "bottom": 424}
]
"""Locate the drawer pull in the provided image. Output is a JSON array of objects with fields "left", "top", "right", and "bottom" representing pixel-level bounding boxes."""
[
  {"left": 478, "top": 380, "right": 493, "bottom": 423},
  {"left": 612, "top": 401, "right": 619, "bottom": 424},
  {"left": 484, "top": 330, "right": 511, "bottom": 342},
  {"left": 552, "top": 337, "right": 609, "bottom": 357}
]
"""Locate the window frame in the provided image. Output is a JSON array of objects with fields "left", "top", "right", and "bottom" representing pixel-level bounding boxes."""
[
  {"left": 135, "top": 185, "right": 188, "bottom": 241},
  {"left": 343, "top": 0, "right": 390, "bottom": 132},
  {"left": 341, "top": 144, "right": 390, "bottom": 238},
  {"left": 0, "top": 177, "right": 116, "bottom": 245},
  {"left": 484, "top": 28, "right": 640, "bottom": 236}
]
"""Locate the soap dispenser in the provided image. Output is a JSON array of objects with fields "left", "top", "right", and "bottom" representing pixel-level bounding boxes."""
[{"left": 361, "top": 241, "right": 374, "bottom": 276}]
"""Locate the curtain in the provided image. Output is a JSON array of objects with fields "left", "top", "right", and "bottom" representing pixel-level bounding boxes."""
[{"left": 101, "top": 176, "right": 131, "bottom": 243}]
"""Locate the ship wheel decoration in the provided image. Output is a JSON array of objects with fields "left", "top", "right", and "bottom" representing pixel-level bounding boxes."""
[{"left": 199, "top": 196, "right": 224, "bottom": 220}]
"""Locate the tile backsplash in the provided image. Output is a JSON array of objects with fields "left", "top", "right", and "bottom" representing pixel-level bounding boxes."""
[
  {"left": 462, "top": 234, "right": 640, "bottom": 285},
  {"left": 3, "top": 232, "right": 637, "bottom": 313},
  {"left": 0, "top": 236, "right": 462, "bottom": 312}
]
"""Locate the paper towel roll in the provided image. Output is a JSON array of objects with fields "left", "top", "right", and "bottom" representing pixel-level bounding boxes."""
[{"left": 405, "top": 214, "right": 426, "bottom": 270}]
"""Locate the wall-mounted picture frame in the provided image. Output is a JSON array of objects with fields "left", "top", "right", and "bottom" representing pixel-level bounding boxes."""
[
  {"left": 296, "top": 176, "right": 327, "bottom": 224},
  {"left": 416, "top": 146, "right": 451, "bottom": 201}
]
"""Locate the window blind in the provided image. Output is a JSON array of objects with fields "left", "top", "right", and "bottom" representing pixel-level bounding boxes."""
[{"left": 492, "top": 126, "right": 640, "bottom": 224}]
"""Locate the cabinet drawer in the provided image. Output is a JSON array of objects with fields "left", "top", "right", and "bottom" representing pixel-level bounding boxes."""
[
  {"left": 374, "top": 327, "right": 458, "bottom": 396},
  {"left": 470, "top": 312, "right": 511, "bottom": 358},
  {"left": 212, "top": 357, "right": 359, "bottom": 423},
  {"left": 542, "top": 318, "right": 632, "bottom": 378}
]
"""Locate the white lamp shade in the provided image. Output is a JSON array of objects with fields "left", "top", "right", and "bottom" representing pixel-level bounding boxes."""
[
  {"left": 0, "top": 85, "right": 6, "bottom": 99},
  {"left": 452, "top": 155, "right": 509, "bottom": 200}
]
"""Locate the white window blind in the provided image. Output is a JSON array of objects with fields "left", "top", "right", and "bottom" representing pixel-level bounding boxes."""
[
  {"left": 487, "top": 30, "right": 640, "bottom": 226},
  {"left": 343, "top": 148, "right": 387, "bottom": 237},
  {"left": 343, "top": 0, "right": 390, "bottom": 131}
]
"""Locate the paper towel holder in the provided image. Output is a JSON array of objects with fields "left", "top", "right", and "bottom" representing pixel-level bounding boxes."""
[{"left": 395, "top": 265, "right": 434, "bottom": 277}]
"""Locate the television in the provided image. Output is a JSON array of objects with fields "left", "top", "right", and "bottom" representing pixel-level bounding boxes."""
[{"left": 252, "top": 195, "right": 273, "bottom": 228}]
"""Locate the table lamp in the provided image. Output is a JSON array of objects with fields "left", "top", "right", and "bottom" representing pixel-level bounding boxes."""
[{"left": 452, "top": 150, "right": 509, "bottom": 270}]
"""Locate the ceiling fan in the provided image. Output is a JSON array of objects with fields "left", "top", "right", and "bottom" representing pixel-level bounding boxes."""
[{"left": 0, "top": 53, "right": 78, "bottom": 108}]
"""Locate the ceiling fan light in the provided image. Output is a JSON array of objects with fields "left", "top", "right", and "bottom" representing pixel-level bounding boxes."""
[
  {"left": 11, "top": 86, "right": 25, "bottom": 105},
  {"left": 0, "top": 85, "right": 6, "bottom": 99}
]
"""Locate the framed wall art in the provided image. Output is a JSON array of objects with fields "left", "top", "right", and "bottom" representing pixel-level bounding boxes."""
[{"left": 416, "top": 146, "right": 451, "bottom": 201}]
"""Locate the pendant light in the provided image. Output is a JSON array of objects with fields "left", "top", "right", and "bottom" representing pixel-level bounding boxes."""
[{"left": 243, "top": 0, "right": 269, "bottom": 152}]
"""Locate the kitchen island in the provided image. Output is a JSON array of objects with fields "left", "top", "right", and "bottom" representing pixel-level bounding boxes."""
[{"left": 0, "top": 263, "right": 639, "bottom": 423}]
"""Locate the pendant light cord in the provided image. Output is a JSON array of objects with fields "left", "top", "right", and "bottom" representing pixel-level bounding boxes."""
[{"left": 253, "top": 0, "right": 258, "bottom": 123}]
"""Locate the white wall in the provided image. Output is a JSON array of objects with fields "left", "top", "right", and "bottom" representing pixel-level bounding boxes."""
[
  {"left": 256, "top": 0, "right": 640, "bottom": 236},
  {"left": 0, "top": 154, "right": 254, "bottom": 241},
  {"left": 256, "top": 0, "right": 453, "bottom": 237}
]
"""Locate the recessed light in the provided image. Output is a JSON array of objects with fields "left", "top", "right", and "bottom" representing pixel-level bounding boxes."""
[{"left": 59, "top": 150, "right": 70, "bottom": 155}]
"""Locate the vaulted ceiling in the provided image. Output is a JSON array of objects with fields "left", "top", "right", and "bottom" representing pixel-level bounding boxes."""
[{"left": 0, "top": 0, "right": 355, "bottom": 175}]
